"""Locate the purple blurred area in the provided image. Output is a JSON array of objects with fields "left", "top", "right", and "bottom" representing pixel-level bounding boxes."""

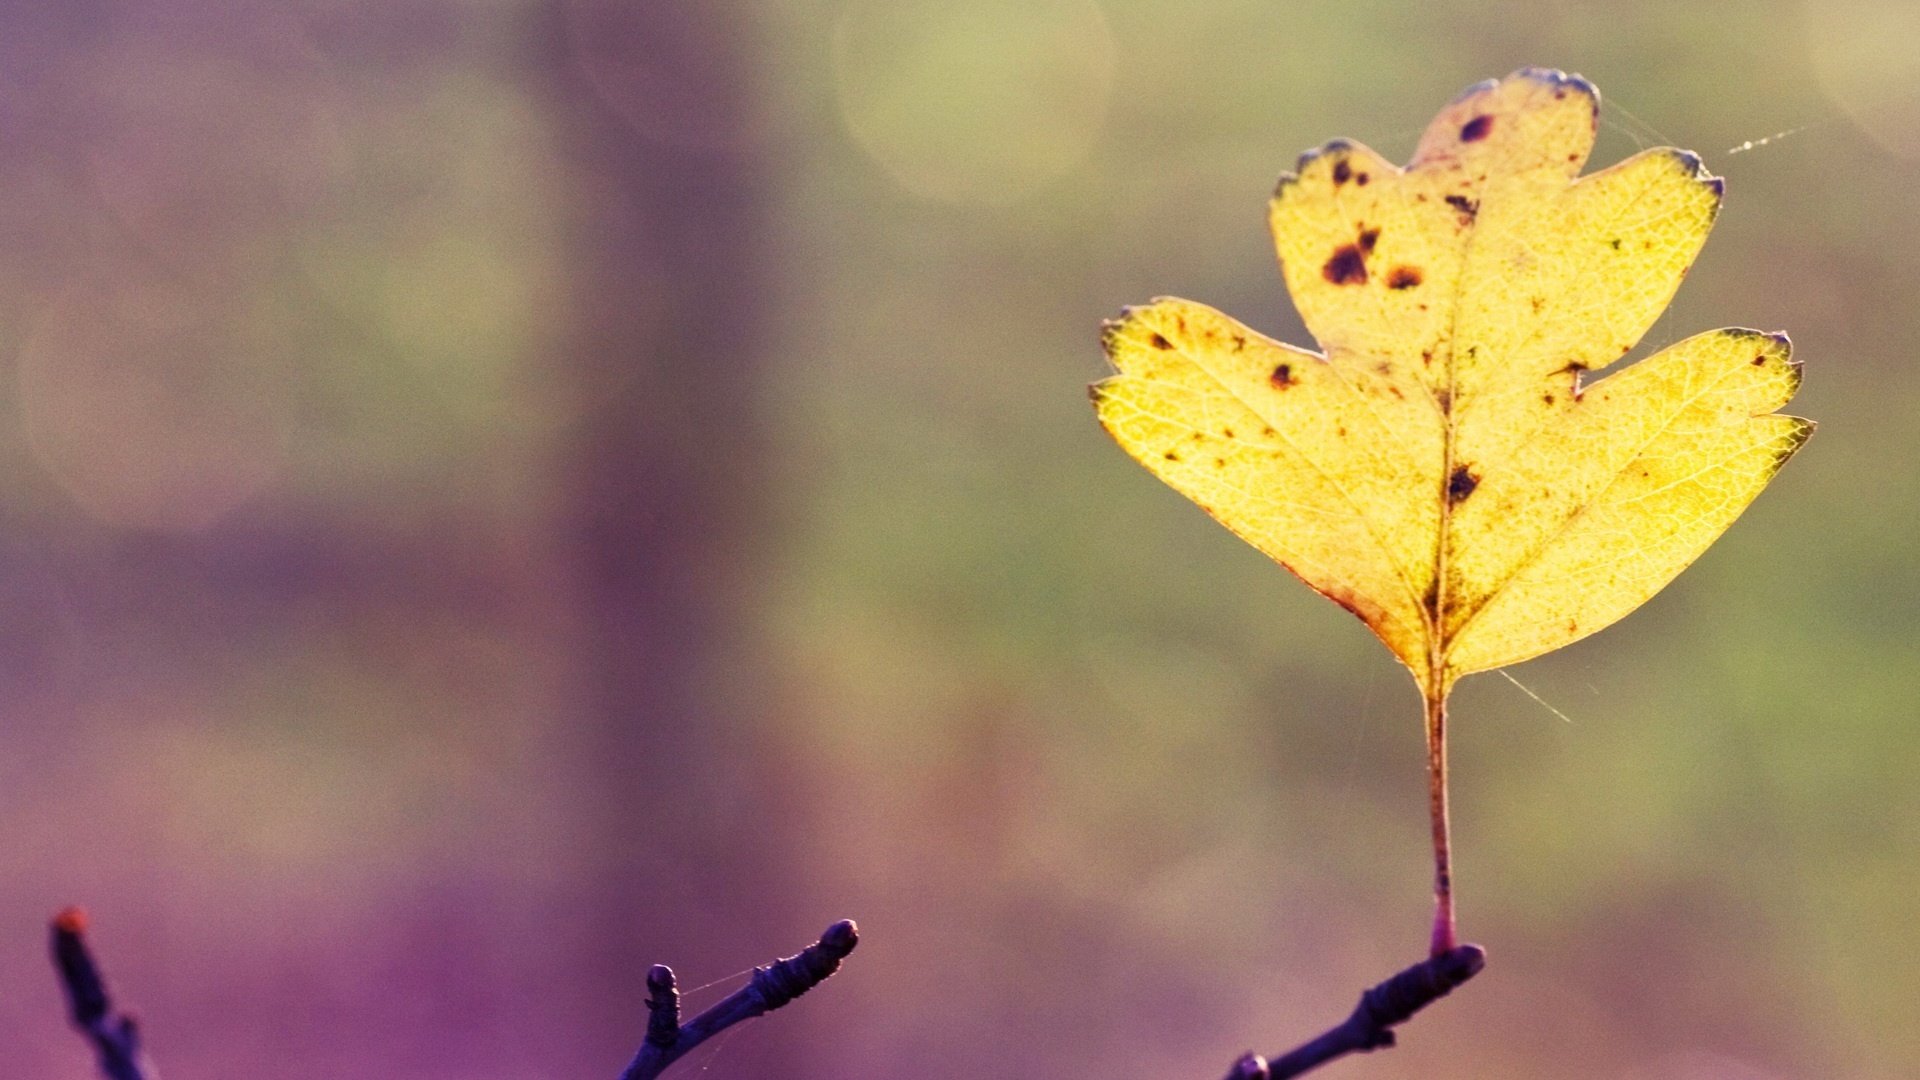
[{"left": 1, "top": 2, "right": 1914, "bottom": 1079}]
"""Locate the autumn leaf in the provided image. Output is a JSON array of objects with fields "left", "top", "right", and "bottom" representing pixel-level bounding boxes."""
[{"left": 1091, "top": 68, "right": 1811, "bottom": 954}]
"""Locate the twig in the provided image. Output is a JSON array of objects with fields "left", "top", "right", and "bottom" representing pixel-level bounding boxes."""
[
  {"left": 1224, "top": 943, "right": 1485, "bottom": 1079},
  {"left": 620, "top": 918, "right": 859, "bottom": 1080},
  {"left": 50, "top": 908, "right": 153, "bottom": 1080}
]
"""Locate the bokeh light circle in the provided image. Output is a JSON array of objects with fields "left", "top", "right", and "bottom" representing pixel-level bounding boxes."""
[
  {"left": 832, "top": 0, "right": 1117, "bottom": 206},
  {"left": 20, "top": 286, "right": 292, "bottom": 533},
  {"left": 1807, "top": 0, "right": 1920, "bottom": 158}
]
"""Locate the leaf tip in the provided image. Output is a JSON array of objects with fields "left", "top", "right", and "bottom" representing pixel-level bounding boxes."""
[
  {"left": 1448, "top": 76, "right": 1500, "bottom": 105},
  {"left": 1513, "top": 66, "right": 1596, "bottom": 95}
]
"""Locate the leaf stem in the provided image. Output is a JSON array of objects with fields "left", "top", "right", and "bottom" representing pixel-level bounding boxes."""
[{"left": 1424, "top": 687, "right": 1456, "bottom": 957}]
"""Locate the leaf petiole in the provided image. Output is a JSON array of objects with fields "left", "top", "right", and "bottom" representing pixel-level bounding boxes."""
[{"left": 1425, "top": 686, "right": 1457, "bottom": 957}]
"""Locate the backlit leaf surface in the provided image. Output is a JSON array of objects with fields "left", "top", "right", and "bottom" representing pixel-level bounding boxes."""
[{"left": 1094, "top": 68, "right": 1811, "bottom": 697}]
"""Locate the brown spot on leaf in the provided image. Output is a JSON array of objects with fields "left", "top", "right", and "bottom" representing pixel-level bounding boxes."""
[
  {"left": 1460, "top": 115, "right": 1493, "bottom": 142},
  {"left": 1316, "top": 582, "right": 1389, "bottom": 628},
  {"left": 1530, "top": 296, "right": 1545, "bottom": 313},
  {"left": 1422, "top": 578, "right": 1440, "bottom": 618},
  {"left": 1444, "top": 194, "right": 1478, "bottom": 223},
  {"left": 1232, "top": 334, "right": 1246, "bottom": 351},
  {"left": 1222, "top": 426, "right": 1235, "bottom": 438},
  {"left": 1359, "top": 227, "right": 1380, "bottom": 254},
  {"left": 1332, "top": 159, "right": 1351, "bottom": 184},
  {"left": 1387, "top": 265, "right": 1423, "bottom": 289},
  {"left": 1609, "top": 238, "right": 1622, "bottom": 250},
  {"left": 1164, "top": 450, "right": 1180, "bottom": 462},
  {"left": 1355, "top": 172, "right": 1370, "bottom": 185},
  {"left": 1436, "top": 388, "right": 1452, "bottom": 414},
  {"left": 1447, "top": 465, "right": 1479, "bottom": 504},
  {"left": 1542, "top": 392, "right": 1555, "bottom": 405},
  {"left": 1752, "top": 354, "right": 1766, "bottom": 366},
  {"left": 1322, "top": 244, "right": 1367, "bottom": 285},
  {"left": 1150, "top": 333, "right": 1173, "bottom": 350},
  {"left": 1270, "top": 363, "right": 1295, "bottom": 388}
]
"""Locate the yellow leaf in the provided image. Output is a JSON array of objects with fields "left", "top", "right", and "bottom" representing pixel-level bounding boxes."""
[
  {"left": 1092, "top": 68, "right": 1811, "bottom": 699},
  {"left": 1091, "top": 68, "right": 1812, "bottom": 954}
]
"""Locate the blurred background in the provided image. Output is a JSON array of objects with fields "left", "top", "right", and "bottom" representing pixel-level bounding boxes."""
[{"left": 0, "top": 0, "right": 1911, "bottom": 1077}]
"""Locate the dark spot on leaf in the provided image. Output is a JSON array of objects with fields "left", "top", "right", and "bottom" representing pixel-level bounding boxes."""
[
  {"left": 1150, "top": 333, "right": 1173, "bottom": 350},
  {"left": 1214, "top": 458, "right": 1226, "bottom": 468},
  {"left": 1232, "top": 334, "right": 1246, "bottom": 351},
  {"left": 1530, "top": 296, "right": 1545, "bottom": 313},
  {"left": 1460, "top": 115, "right": 1493, "bottom": 142},
  {"left": 1557, "top": 359, "right": 1588, "bottom": 376},
  {"left": 1421, "top": 349, "right": 1434, "bottom": 365},
  {"left": 1436, "top": 389, "right": 1452, "bottom": 414},
  {"left": 1190, "top": 432, "right": 1203, "bottom": 441},
  {"left": 1542, "top": 392, "right": 1555, "bottom": 405},
  {"left": 1752, "top": 354, "right": 1766, "bottom": 366},
  {"left": 1333, "top": 160, "right": 1351, "bottom": 184},
  {"left": 1447, "top": 465, "right": 1479, "bottom": 504},
  {"left": 1262, "top": 426, "right": 1275, "bottom": 437},
  {"left": 1164, "top": 450, "right": 1180, "bottom": 461},
  {"left": 1270, "top": 363, "right": 1295, "bottom": 388},
  {"left": 1387, "top": 265, "right": 1423, "bottom": 289},
  {"left": 1444, "top": 194, "right": 1478, "bottom": 224},
  {"left": 1609, "top": 238, "right": 1622, "bottom": 250},
  {"left": 1336, "top": 424, "right": 1347, "bottom": 437},
  {"left": 1359, "top": 227, "right": 1380, "bottom": 253},
  {"left": 1222, "top": 426, "right": 1235, "bottom": 438},
  {"left": 1322, "top": 244, "right": 1367, "bottom": 285},
  {"left": 1356, "top": 172, "right": 1370, "bottom": 186},
  {"left": 1422, "top": 578, "right": 1439, "bottom": 617},
  {"left": 1566, "top": 618, "right": 1578, "bottom": 634}
]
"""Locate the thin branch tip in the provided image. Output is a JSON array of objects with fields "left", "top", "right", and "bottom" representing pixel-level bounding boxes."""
[
  {"left": 822, "top": 918, "right": 858, "bottom": 953},
  {"left": 643, "top": 965, "right": 681, "bottom": 1049},
  {"left": 620, "top": 918, "right": 862, "bottom": 1080},
  {"left": 1232, "top": 943, "right": 1487, "bottom": 1080},
  {"left": 50, "top": 908, "right": 151, "bottom": 1080},
  {"left": 1228, "top": 1052, "right": 1270, "bottom": 1079}
]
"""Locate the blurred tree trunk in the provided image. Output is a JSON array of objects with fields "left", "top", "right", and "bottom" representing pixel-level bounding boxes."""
[{"left": 536, "top": 1, "right": 790, "bottom": 1069}]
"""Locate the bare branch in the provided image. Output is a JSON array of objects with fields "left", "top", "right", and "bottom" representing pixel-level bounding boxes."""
[
  {"left": 620, "top": 918, "right": 860, "bottom": 1080},
  {"left": 1225, "top": 944, "right": 1486, "bottom": 1079},
  {"left": 50, "top": 908, "right": 152, "bottom": 1080}
]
